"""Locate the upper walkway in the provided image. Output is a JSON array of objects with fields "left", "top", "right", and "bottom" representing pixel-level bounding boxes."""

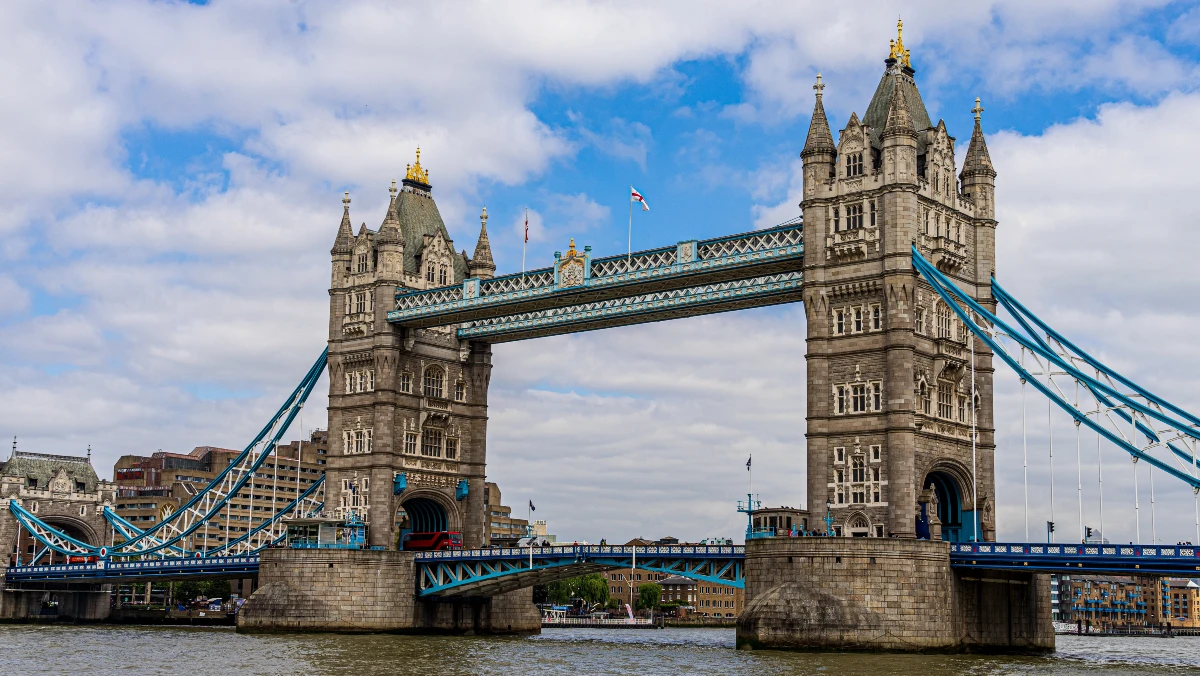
[{"left": 388, "top": 222, "right": 803, "bottom": 342}]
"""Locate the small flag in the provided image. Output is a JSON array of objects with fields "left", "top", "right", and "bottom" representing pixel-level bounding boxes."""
[
  {"left": 746, "top": 456, "right": 752, "bottom": 471},
  {"left": 529, "top": 500, "right": 536, "bottom": 512},
  {"left": 524, "top": 208, "right": 529, "bottom": 243},
  {"left": 631, "top": 186, "right": 649, "bottom": 211}
]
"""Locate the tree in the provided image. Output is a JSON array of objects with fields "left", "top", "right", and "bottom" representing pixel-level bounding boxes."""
[
  {"left": 172, "top": 579, "right": 231, "bottom": 604},
  {"left": 637, "top": 582, "right": 661, "bottom": 611},
  {"left": 575, "top": 573, "right": 610, "bottom": 606}
]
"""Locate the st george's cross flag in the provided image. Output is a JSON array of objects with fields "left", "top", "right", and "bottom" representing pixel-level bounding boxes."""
[{"left": 631, "top": 186, "right": 650, "bottom": 211}]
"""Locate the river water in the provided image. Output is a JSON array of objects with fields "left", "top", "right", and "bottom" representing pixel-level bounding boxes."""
[{"left": 2, "top": 625, "right": 1198, "bottom": 675}]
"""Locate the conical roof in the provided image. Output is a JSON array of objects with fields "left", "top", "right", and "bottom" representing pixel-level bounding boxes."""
[
  {"left": 802, "top": 88, "right": 835, "bottom": 157},
  {"left": 331, "top": 192, "right": 354, "bottom": 254},
  {"left": 864, "top": 63, "right": 931, "bottom": 148},
  {"left": 883, "top": 76, "right": 916, "bottom": 137},
  {"left": 472, "top": 213, "right": 495, "bottom": 268},
  {"left": 962, "top": 115, "right": 996, "bottom": 178},
  {"left": 377, "top": 181, "right": 403, "bottom": 245}
]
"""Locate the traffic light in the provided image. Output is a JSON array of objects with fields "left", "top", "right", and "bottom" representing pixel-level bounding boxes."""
[{"left": 1085, "top": 526, "right": 1093, "bottom": 540}]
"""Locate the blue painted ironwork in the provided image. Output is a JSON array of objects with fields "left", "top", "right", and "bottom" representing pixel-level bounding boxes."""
[
  {"left": 5, "top": 555, "right": 263, "bottom": 583},
  {"left": 388, "top": 222, "right": 803, "bottom": 335},
  {"left": 912, "top": 248, "right": 1200, "bottom": 491},
  {"left": 457, "top": 271, "right": 803, "bottom": 343},
  {"left": 950, "top": 542, "right": 1200, "bottom": 576},
  {"left": 455, "top": 479, "right": 468, "bottom": 501},
  {"left": 393, "top": 472, "right": 407, "bottom": 495},
  {"left": 414, "top": 545, "right": 746, "bottom": 597}
]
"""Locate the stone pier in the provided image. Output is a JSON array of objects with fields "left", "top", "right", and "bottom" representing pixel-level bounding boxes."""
[
  {"left": 237, "top": 548, "right": 539, "bottom": 634},
  {"left": 736, "top": 538, "right": 1053, "bottom": 653}
]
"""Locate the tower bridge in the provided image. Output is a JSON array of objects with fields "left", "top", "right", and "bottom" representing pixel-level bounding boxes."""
[{"left": 5, "top": 25, "right": 1196, "bottom": 651}]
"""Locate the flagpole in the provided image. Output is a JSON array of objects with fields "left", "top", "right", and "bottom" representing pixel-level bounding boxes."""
[
  {"left": 628, "top": 186, "right": 633, "bottom": 262},
  {"left": 522, "top": 207, "right": 528, "bottom": 280}
]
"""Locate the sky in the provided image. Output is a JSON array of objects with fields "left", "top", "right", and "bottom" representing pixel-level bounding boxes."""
[{"left": 4, "top": 0, "right": 1200, "bottom": 545}]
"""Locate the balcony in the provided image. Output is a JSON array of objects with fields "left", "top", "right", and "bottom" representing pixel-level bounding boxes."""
[
  {"left": 826, "top": 226, "right": 879, "bottom": 261},
  {"left": 918, "top": 233, "right": 968, "bottom": 273}
]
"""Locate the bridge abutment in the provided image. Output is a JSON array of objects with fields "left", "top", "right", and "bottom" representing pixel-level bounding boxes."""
[
  {"left": 736, "top": 538, "right": 1052, "bottom": 653},
  {"left": 237, "top": 548, "right": 538, "bottom": 634}
]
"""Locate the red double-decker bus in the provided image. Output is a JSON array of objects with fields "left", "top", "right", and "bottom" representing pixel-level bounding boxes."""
[{"left": 401, "top": 532, "right": 463, "bottom": 551}]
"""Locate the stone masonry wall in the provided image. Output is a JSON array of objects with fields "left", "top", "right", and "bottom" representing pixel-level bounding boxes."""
[
  {"left": 737, "top": 537, "right": 1053, "bottom": 653},
  {"left": 238, "top": 548, "right": 417, "bottom": 633}
]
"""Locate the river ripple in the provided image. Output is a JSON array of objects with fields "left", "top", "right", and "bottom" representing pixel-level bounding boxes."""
[{"left": 1, "top": 625, "right": 1198, "bottom": 675}]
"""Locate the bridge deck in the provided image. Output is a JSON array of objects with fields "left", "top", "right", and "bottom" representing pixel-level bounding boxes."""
[
  {"left": 9, "top": 541, "right": 1195, "bottom": 588},
  {"left": 388, "top": 223, "right": 803, "bottom": 341}
]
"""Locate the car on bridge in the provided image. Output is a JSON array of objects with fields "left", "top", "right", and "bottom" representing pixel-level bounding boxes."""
[{"left": 401, "top": 531, "right": 463, "bottom": 551}]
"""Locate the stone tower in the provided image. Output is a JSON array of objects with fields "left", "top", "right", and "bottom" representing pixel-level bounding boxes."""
[
  {"left": 801, "top": 23, "right": 998, "bottom": 541},
  {"left": 327, "top": 149, "right": 497, "bottom": 548}
]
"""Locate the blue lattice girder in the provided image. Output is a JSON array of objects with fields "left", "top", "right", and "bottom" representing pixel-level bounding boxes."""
[
  {"left": 5, "top": 555, "right": 263, "bottom": 583},
  {"left": 388, "top": 224, "right": 803, "bottom": 329},
  {"left": 413, "top": 545, "right": 746, "bottom": 597},
  {"left": 456, "top": 272, "right": 803, "bottom": 343},
  {"left": 950, "top": 542, "right": 1200, "bottom": 576},
  {"left": 912, "top": 248, "right": 1200, "bottom": 490}
]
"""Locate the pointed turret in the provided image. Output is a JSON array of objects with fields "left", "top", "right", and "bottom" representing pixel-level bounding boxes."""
[
  {"left": 331, "top": 191, "right": 354, "bottom": 254},
  {"left": 800, "top": 74, "right": 836, "bottom": 200},
  {"left": 880, "top": 76, "right": 919, "bottom": 186},
  {"left": 802, "top": 74, "right": 835, "bottom": 158},
  {"left": 883, "top": 78, "right": 916, "bottom": 138},
  {"left": 378, "top": 180, "right": 403, "bottom": 244},
  {"left": 961, "top": 98, "right": 997, "bottom": 220},
  {"left": 468, "top": 207, "right": 497, "bottom": 280}
]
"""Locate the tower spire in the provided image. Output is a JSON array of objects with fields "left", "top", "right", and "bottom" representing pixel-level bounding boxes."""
[
  {"left": 331, "top": 191, "right": 354, "bottom": 254},
  {"left": 802, "top": 73, "right": 835, "bottom": 157},
  {"left": 469, "top": 207, "right": 497, "bottom": 280}
]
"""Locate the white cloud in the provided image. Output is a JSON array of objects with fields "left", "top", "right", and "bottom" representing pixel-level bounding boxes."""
[{"left": 2, "top": 0, "right": 1199, "bottom": 546}]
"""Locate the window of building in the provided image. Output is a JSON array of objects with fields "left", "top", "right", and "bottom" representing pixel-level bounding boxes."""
[
  {"left": 835, "top": 309, "right": 845, "bottom": 335},
  {"left": 426, "top": 264, "right": 435, "bottom": 283},
  {"left": 835, "top": 447, "right": 845, "bottom": 463},
  {"left": 915, "top": 307, "right": 926, "bottom": 335},
  {"left": 836, "top": 491, "right": 844, "bottom": 505},
  {"left": 342, "top": 429, "right": 373, "bottom": 455},
  {"left": 846, "top": 203, "right": 863, "bottom": 230},
  {"left": 875, "top": 525, "right": 884, "bottom": 537},
  {"left": 345, "top": 293, "right": 352, "bottom": 316},
  {"left": 871, "top": 445, "right": 881, "bottom": 462},
  {"left": 853, "top": 307, "right": 863, "bottom": 332},
  {"left": 852, "top": 384, "right": 867, "bottom": 413},
  {"left": 423, "top": 366, "right": 445, "bottom": 398},
  {"left": 923, "top": 209, "right": 930, "bottom": 235},
  {"left": 438, "top": 266, "right": 448, "bottom": 286},
  {"left": 832, "top": 206, "right": 840, "bottom": 232},
  {"left": 422, "top": 428, "right": 443, "bottom": 457},
  {"left": 872, "top": 382, "right": 882, "bottom": 411},
  {"left": 935, "top": 303, "right": 952, "bottom": 339},
  {"left": 869, "top": 200, "right": 876, "bottom": 227},
  {"left": 851, "top": 456, "right": 865, "bottom": 483},
  {"left": 836, "top": 469, "right": 844, "bottom": 483},
  {"left": 920, "top": 382, "right": 931, "bottom": 415},
  {"left": 454, "top": 381, "right": 465, "bottom": 402},
  {"left": 404, "top": 432, "right": 418, "bottom": 454},
  {"left": 958, "top": 395, "right": 967, "bottom": 423},
  {"left": 357, "top": 253, "right": 368, "bottom": 273},
  {"left": 345, "top": 368, "right": 376, "bottom": 394},
  {"left": 871, "top": 304, "right": 881, "bottom": 331},
  {"left": 937, "top": 384, "right": 953, "bottom": 419},
  {"left": 445, "top": 437, "right": 458, "bottom": 460},
  {"left": 354, "top": 291, "right": 367, "bottom": 314},
  {"left": 400, "top": 372, "right": 412, "bottom": 393},
  {"left": 847, "top": 152, "right": 864, "bottom": 177},
  {"left": 836, "top": 385, "right": 846, "bottom": 414}
]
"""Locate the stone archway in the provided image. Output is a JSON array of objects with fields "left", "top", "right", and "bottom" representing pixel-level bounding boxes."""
[
  {"left": 394, "top": 488, "right": 461, "bottom": 548},
  {"left": 845, "top": 511, "right": 871, "bottom": 537},
  {"left": 920, "top": 460, "right": 976, "bottom": 543}
]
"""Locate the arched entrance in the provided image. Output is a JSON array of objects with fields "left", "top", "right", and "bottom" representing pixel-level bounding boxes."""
[
  {"left": 924, "top": 471, "right": 965, "bottom": 542},
  {"left": 846, "top": 512, "right": 871, "bottom": 537},
  {"left": 395, "top": 495, "right": 451, "bottom": 548},
  {"left": 29, "top": 517, "right": 97, "bottom": 565}
]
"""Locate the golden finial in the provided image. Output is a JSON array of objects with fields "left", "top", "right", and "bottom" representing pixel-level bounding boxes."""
[
  {"left": 405, "top": 146, "right": 430, "bottom": 184},
  {"left": 889, "top": 18, "right": 911, "bottom": 67},
  {"left": 567, "top": 238, "right": 577, "bottom": 256}
]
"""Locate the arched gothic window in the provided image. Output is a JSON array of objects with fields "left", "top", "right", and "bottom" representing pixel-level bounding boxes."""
[
  {"left": 919, "top": 381, "right": 931, "bottom": 415},
  {"left": 438, "top": 266, "right": 448, "bottom": 285},
  {"left": 423, "top": 366, "right": 445, "bottom": 399},
  {"left": 935, "top": 302, "right": 952, "bottom": 339},
  {"left": 426, "top": 264, "right": 435, "bottom": 283}
]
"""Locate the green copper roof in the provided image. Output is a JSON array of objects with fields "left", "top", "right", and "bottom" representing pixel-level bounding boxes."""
[
  {"left": 1, "top": 451, "right": 100, "bottom": 492},
  {"left": 395, "top": 184, "right": 469, "bottom": 281},
  {"left": 863, "top": 64, "right": 933, "bottom": 150}
]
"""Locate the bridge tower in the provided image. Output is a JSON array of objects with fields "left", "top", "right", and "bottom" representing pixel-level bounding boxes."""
[
  {"left": 327, "top": 150, "right": 495, "bottom": 549},
  {"left": 800, "top": 33, "right": 998, "bottom": 543}
]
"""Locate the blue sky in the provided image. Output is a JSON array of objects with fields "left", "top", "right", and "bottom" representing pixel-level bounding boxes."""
[{"left": 5, "top": 1, "right": 1200, "bottom": 544}]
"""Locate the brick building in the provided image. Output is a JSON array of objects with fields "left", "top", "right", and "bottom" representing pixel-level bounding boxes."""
[
  {"left": 111, "top": 431, "right": 328, "bottom": 549},
  {"left": 480, "top": 482, "right": 529, "bottom": 546},
  {"left": 1057, "top": 575, "right": 1149, "bottom": 629}
]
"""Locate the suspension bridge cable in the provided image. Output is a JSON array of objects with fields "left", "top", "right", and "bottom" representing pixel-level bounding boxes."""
[
  {"left": 1150, "top": 464, "right": 1157, "bottom": 545},
  {"left": 1094, "top": 371, "right": 1105, "bottom": 543},
  {"left": 1049, "top": 397, "right": 1056, "bottom": 542},
  {"left": 971, "top": 312, "right": 979, "bottom": 543},
  {"left": 1021, "top": 368, "right": 1030, "bottom": 541},
  {"left": 1075, "top": 380, "right": 1084, "bottom": 543}
]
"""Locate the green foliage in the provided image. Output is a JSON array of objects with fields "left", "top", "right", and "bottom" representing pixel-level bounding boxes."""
[
  {"left": 540, "top": 573, "right": 611, "bottom": 606},
  {"left": 637, "top": 582, "right": 661, "bottom": 610},
  {"left": 172, "top": 579, "right": 231, "bottom": 603}
]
